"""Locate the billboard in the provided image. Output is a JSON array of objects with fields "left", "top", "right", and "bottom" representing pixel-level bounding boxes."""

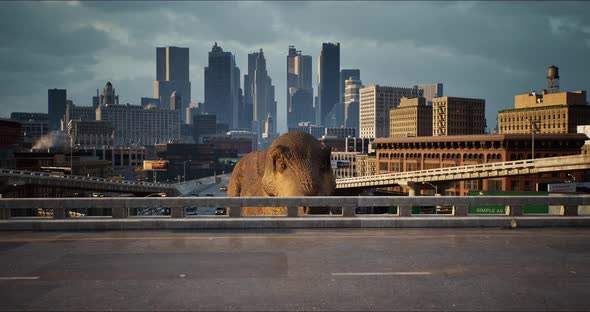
[
  {"left": 331, "top": 160, "right": 351, "bottom": 169},
  {"left": 143, "top": 160, "right": 169, "bottom": 171}
]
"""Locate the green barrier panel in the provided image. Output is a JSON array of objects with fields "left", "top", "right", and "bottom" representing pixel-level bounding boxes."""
[{"left": 468, "top": 191, "right": 549, "bottom": 214}]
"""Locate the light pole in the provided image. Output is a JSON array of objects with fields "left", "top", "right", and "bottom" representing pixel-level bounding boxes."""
[
  {"left": 183, "top": 160, "right": 192, "bottom": 182},
  {"left": 70, "top": 143, "right": 80, "bottom": 176},
  {"left": 422, "top": 181, "right": 440, "bottom": 214},
  {"left": 567, "top": 173, "right": 576, "bottom": 184},
  {"left": 422, "top": 181, "right": 438, "bottom": 195}
]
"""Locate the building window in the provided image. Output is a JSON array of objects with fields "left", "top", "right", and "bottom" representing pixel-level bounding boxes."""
[
  {"left": 464, "top": 179, "right": 482, "bottom": 190},
  {"left": 488, "top": 179, "right": 502, "bottom": 192}
]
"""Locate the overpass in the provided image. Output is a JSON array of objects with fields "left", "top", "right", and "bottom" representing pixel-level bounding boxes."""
[
  {"left": 336, "top": 154, "right": 590, "bottom": 192},
  {"left": 0, "top": 168, "right": 178, "bottom": 196}
]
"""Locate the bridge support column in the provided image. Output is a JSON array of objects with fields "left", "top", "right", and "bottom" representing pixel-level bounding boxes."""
[
  {"left": 171, "top": 207, "right": 185, "bottom": 218},
  {"left": 399, "top": 182, "right": 421, "bottom": 197},
  {"left": 506, "top": 205, "right": 523, "bottom": 216},
  {"left": 453, "top": 205, "right": 468, "bottom": 216},
  {"left": 342, "top": 206, "right": 356, "bottom": 217},
  {"left": 112, "top": 207, "right": 128, "bottom": 218},
  {"left": 398, "top": 206, "right": 412, "bottom": 216},
  {"left": 53, "top": 207, "right": 68, "bottom": 219},
  {"left": 229, "top": 206, "right": 241, "bottom": 218},
  {"left": 287, "top": 206, "right": 298, "bottom": 217},
  {"left": 561, "top": 205, "right": 578, "bottom": 216},
  {"left": 0, "top": 207, "right": 9, "bottom": 219}
]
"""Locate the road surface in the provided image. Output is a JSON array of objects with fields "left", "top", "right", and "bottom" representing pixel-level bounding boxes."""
[{"left": 0, "top": 228, "right": 589, "bottom": 311}]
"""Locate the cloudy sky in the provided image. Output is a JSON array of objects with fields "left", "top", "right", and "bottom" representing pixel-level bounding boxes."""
[{"left": 1, "top": 1, "right": 589, "bottom": 133}]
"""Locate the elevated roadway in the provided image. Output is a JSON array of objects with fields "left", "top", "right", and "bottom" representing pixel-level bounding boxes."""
[
  {"left": 337, "top": 154, "right": 590, "bottom": 190},
  {"left": 0, "top": 169, "right": 231, "bottom": 197},
  {"left": 0, "top": 168, "right": 178, "bottom": 196}
]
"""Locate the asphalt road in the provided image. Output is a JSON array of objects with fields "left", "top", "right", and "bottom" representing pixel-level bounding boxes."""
[{"left": 0, "top": 228, "right": 589, "bottom": 311}]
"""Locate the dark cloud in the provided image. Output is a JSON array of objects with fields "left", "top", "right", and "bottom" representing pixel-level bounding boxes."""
[{"left": 0, "top": 1, "right": 589, "bottom": 132}]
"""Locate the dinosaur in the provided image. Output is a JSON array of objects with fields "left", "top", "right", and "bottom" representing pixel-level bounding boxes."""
[{"left": 227, "top": 132, "right": 336, "bottom": 215}]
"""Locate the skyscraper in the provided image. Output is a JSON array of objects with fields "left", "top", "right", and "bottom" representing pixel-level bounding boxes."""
[
  {"left": 325, "top": 69, "right": 361, "bottom": 128},
  {"left": 359, "top": 85, "right": 422, "bottom": 138},
  {"left": 48, "top": 88, "right": 67, "bottom": 132},
  {"left": 415, "top": 83, "right": 443, "bottom": 106},
  {"left": 344, "top": 77, "right": 363, "bottom": 134},
  {"left": 318, "top": 43, "right": 340, "bottom": 126},
  {"left": 93, "top": 81, "right": 119, "bottom": 108},
  {"left": 204, "top": 42, "right": 240, "bottom": 129},
  {"left": 251, "top": 49, "right": 277, "bottom": 144},
  {"left": 340, "top": 69, "right": 360, "bottom": 105},
  {"left": 170, "top": 91, "right": 181, "bottom": 111},
  {"left": 154, "top": 46, "right": 191, "bottom": 124},
  {"left": 287, "top": 46, "right": 313, "bottom": 126}
]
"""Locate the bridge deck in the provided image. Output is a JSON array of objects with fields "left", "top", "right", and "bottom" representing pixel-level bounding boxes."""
[{"left": 1, "top": 228, "right": 588, "bottom": 311}]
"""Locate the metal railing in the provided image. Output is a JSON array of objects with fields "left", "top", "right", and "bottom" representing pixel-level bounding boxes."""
[
  {"left": 336, "top": 154, "right": 590, "bottom": 187},
  {"left": 1, "top": 195, "right": 588, "bottom": 219}
]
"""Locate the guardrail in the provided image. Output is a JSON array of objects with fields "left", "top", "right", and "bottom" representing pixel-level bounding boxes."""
[
  {"left": 1, "top": 195, "right": 588, "bottom": 219},
  {"left": 2, "top": 196, "right": 589, "bottom": 229}
]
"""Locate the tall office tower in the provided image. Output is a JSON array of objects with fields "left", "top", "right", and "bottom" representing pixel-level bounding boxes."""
[
  {"left": 251, "top": 49, "right": 277, "bottom": 140},
  {"left": 390, "top": 97, "right": 432, "bottom": 137},
  {"left": 92, "top": 81, "right": 119, "bottom": 108},
  {"left": 344, "top": 77, "right": 363, "bottom": 134},
  {"left": 287, "top": 46, "right": 313, "bottom": 126},
  {"left": 432, "top": 96, "right": 486, "bottom": 136},
  {"left": 170, "top": 91, "right": 182, "bottom": 111},
  {"left": 287, "top": 46, "right": 298, "bottom": 105},
  {"left": 48, "top": 89, "right": 67, "bottom": 132},
  {"left": 96, "top": 103, "right": 180, "bottom": 146},
  {"left": 318, "top": 43, "right": 340, "bottom": 126},
  {"left": 242, "top": 74, "right": 253, "bottom": 129},
  {"left": 415, "top": 83, "right": 443, "bottom": 106},
  {"left": 185, "top": 102, "right": 203, "bottom": 125},
  {"left": 287, "top": 88, "right": 314, "bottom": 126},
  {"left": 359, "top": 85, "right": 422, "bottom": 138},
  {"left": 154, "top": 46, "right": 191, "bottom": 124},
  {"left": 339, "top": 69, "right": 360, "bottom": 122},
  {"left": 204, "top": 42, "right": 240, "bottom": 129}
]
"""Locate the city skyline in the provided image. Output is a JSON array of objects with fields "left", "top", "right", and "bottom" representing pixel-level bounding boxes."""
[{"left": 1, "top": 2, "right": 590, "bottom": 133}]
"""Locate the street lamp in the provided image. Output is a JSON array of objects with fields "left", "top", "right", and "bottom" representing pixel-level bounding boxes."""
[
  {"left": 422, "top": 181, "right": 438, "bottom": 195},
  {"left": 526, "top": 118, "right": 540, "bottom": 160},
  {"left": 567, "top": 173, "right": 576, "bottom": 184},
  {"left": 70, "top": 143, "right": 80, "bottom": 176}
]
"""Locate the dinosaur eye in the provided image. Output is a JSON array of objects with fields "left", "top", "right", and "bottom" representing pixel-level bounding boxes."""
[{"left": 276, "top": 161, "right": 287, "bottom": 173}]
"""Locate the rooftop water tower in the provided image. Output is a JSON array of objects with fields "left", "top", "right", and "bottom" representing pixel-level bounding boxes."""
[{"left": 547, "top": 65, "right": 560, "bottom": 93}]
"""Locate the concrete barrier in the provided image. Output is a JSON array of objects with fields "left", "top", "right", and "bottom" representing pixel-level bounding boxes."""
[{"left": 1, "top": 195, "right": 590, "bottom": 230}]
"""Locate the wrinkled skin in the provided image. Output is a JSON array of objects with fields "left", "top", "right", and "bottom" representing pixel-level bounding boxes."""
[{"left": 228, "top": 132, "right": 336, "bottom": 215}]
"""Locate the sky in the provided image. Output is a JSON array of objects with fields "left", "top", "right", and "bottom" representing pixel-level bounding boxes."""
[{"left": 1, "top": 1, "right": 589, "bottom": 133}]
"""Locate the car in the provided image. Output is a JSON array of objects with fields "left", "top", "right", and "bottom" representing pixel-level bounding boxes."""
[
  {"left": 215, "top": 208, "right": 226, "bottom": 215},
  {"left": 219, "top": 186, "right": 227, "bottom": 191},
  {"left": 205, "top": 194, "right": 214, "bottom": 197}
]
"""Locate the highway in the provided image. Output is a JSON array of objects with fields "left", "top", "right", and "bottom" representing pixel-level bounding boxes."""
[
  {"left": 185, "top": 174, "right": 231, "bottom": 215},
  {"left": 0, "top": 228, "right": 589, "bottom": 311}
]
